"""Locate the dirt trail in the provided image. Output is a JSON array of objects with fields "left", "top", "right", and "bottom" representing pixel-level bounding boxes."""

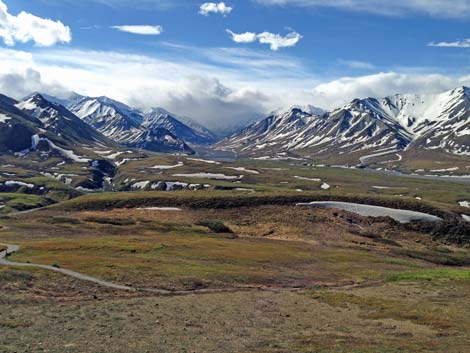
[
  {"left": 0, "top": 243, "right": 133, "bottom": 291},
  {"left": 0, "top": 243, "right": 367, "bottom": 296}
]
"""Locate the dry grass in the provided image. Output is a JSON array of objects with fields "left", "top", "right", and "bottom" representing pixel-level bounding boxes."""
[{"left": 1, "top": 204, "right": 470, "bottom": 352}]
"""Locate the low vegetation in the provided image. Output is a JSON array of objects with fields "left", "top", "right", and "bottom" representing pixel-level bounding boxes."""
[
  {"left": 195, "top": 219, "right": 234, "bottom": 233},
  {"left": 2, "top": 156, "right": 470, "bottom": 352}
]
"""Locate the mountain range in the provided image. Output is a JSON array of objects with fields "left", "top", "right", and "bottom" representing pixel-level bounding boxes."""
[
  {"left": 1, "top": 86, "right": 469, "bottom": 166},
  {"left": 0, "top": 92, "right": 220, "bottom": 159},
  {"left": 217, "top": 86, "right": 470, "bottom": 164}
]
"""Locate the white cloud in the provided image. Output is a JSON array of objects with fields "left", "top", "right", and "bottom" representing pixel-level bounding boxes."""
[
  {"left": 428, "top": 39, "right": 470, "bottom": 48},
  {"left": 199, "top": 2, "right": 233, "bottom": 16},
  {"left": 309, "top": 72, "right": 470, "bottom": 109},
  {"left": 253, "top": 0, "right": 470, "bottom": 19},
  {"left": 0, "top": 46, "right": 286, "bottom": 131},
  {"left": 337, "top": 59, "right": 376, "bottom": 70},
  {"left": 0, "top": 68, "right": 69, "bottom": 99},
  {"left": 0, "top": 0, "right": 71, "bottom": 47},
  {"left": 227, "top": 29, "right": 302, "bottom": 51},
  {"left": 225, "top": 30, "right": 257, "bottom": 43},
  {"left": 111, "top": 25, "right": 163, "bottom": 35},
  {"left": 257, "top": 31, "right": 303, "bottom": 51},
  {"left": 1, "top": 46, "right": 469, "bottom": 131},
  {"left": 144, "top": 76, "right": 269, "bottom": 133}
]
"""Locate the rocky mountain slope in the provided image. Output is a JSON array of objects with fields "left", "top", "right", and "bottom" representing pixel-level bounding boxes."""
[
  {"left": 142, "top": 108, "right": 217, "bottom": 145},
  {"left": 217, "top": 87, "right": 470, "bottom": 163},
  {"left": 62, "top": 94, "right": 214, "bottom": 151}
]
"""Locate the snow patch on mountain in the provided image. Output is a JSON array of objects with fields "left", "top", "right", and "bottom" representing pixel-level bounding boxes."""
[
  {"left": 31, "top": 134, "right": 91, "bottom": 163},
  {"left": 0, "top": 114, "right": 11, "bottom": 123}
]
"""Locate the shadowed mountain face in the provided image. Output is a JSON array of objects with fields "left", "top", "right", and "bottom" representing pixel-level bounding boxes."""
[
  {"left": 64, "top": 95, "right": 214, "bottom": 151},
  {"left": 0, "top": 94, "right": 40, "bottom": 153},
  {"left": 23, "top": 93, "right": 196, "bottom": 154},
  {"left": 142, "top": 108, "right": 217, "bottom": 146},
  {"left": 217, "top": 87, "right": 470, "bottom": 162},
  {"left": 16, "top": 94, "right": 112, "bottom": 146}
]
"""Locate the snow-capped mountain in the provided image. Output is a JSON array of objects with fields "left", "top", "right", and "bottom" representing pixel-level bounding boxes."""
[
  {"left": 68, "top": 96, "right": 194, "bottom": 153},
  {"left": 1, "top": 93, "right": 119, "bottom": 166},
  {"left": 0, "top": 94, "right": 41, "bottom": 153},
  {"left": 67, "top": 95, "right": 144, "bottom": 144},
  {"left": 58, "top": 94, "right": 215, "bottom": 152},
  {"left": 218, "top": 86, "right": 470, "bottom": 161},
  {"left": 142, "top": 108, "right": 217, "bottom": 145},
  {"left": 381, "top": 86, "right": 470, "bottom": 155},
  {"left": 270, "top": 104, "right": 326, "bottom": 117},
  {"left": 16, "top": 94, "right": 111, "bottom": 146}
]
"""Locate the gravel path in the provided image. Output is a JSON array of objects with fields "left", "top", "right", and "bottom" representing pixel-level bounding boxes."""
[
  {"left": 0, "top": 243, "right": 134, "bottom": 291},
  {"left": 0, "top": 243, "right": 367, "bottom": 295}
]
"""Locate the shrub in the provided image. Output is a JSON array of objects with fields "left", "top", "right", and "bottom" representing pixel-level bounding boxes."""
[
  {"left": 84, "top": 216, "right": 136, "bottom": 226},
  {"left": 44, "top": 216, "right": 81, "bottom": 225},
  {"left": 196, "top": 219, "right": 233, "bottom": 233}
]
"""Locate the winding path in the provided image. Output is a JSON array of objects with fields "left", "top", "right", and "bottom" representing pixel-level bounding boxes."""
[
  {"left": 0, "top": 243, "right": 133, "bottom": 291},
  {"left": 0, "top": 243, "right": 366, "bottom": 296}
]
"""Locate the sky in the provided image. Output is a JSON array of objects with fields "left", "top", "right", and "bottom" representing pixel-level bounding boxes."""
[{"left": 0, "top": 0, "right": 469, "bottom": 130}]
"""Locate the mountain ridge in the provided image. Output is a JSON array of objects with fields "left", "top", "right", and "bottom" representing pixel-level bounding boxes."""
[{"left": 217, "top": 86, "right": 470, "bottom": 163}]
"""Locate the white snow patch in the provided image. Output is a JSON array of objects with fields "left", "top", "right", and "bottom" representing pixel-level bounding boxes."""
[
  {"left": 297, "top": 201, "right": 442, "bottom": 223},
  {"left": 459, "top": 201, "right": 470, "bottom": 208},
  {"left": 151, "top": 162, "right": 184, "bottom": 170},
  {"left": 115, "top": 158, "right": 140, "bottom": 167},
  {"left": 165, "top": 182, "right": 189, "bottom": 191},
  {"left": 321, "top": 183, "right": 331, "bottom": 190},
  {"left": 137, "top": 207, "right": 182, "bottom": 211},
  {"left": 106, "top": 151, "right": 132, "bottom": 160},
  {"left": 3, "top": 181, "right": 34, "bottom": 189},
  {"left": 131, "top": 181, "right": 150, "bottom": 189},
  {"left": 75, "top": 186, "right": 100, "bottom": 192},
  {"left": 172, "top": 173, "right": 242, "bottom": 180},
  {"left": 294, "top": 176, "right": 321, "bottom": 182},
  {"left": 233, "top": 188, "right": 255, "bottom": 192},
  {"left": 31, "top": 135, "right": 91, "bottom": 163},
  {"left": 186, "top": 158, "right": 220, "bottom": 165},
  {"left": 430, "top": 167, "right": 459, "bottom": 172},
  {"left": 0, "top": 114, "right": 11, "bottom": 123},
  {"left": 225, "top": 167, "right": 260, "bottom": 174},
  {"left": 360, "top": 149, "right": 399, "bottom": 164}
]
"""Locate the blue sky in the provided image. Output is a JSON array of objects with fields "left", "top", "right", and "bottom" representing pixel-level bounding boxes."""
[{"left": 1, "top": 0, "right": 469, "bottom": 129}]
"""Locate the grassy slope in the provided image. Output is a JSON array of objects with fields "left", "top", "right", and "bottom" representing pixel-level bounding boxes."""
[
  {"left": 2, "top": 153, "right": 470, "bottom": 352},
  {"left": 1, "top": 205, "right": 470, "bottom": 352}
]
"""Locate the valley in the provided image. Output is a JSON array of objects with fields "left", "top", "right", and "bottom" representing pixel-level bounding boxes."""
[
  {"left": 2, "top": 1, "right": 470, "bottom": 351},
  {"left": 1, "top": 87, "right": 470, "bottom": 352}
]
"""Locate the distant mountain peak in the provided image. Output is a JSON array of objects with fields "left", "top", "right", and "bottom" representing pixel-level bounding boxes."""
[
  {"left": 218, "top": 85, "right": 470, "bottom": 161},
  {"left": 271, "top": 104, "right": 326, "bottom": 116}
]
